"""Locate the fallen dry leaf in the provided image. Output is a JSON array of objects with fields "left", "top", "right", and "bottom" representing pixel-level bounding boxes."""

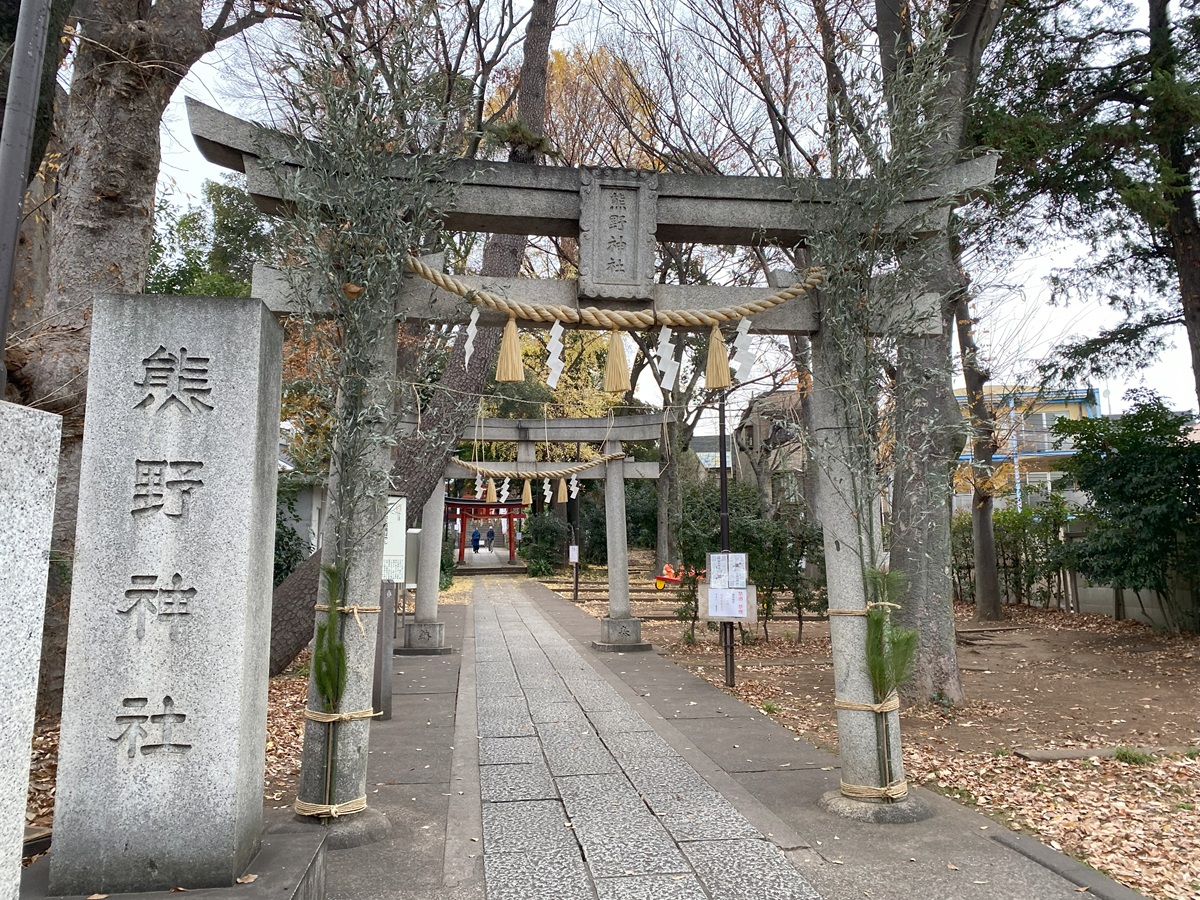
[{"left": 235, "top": 874, "right": 258, "bottom": 884}]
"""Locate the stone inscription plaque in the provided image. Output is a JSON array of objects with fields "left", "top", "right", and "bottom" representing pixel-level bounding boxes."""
[{"left": 578, "top": 169, "right": 658, "bottom": 301}]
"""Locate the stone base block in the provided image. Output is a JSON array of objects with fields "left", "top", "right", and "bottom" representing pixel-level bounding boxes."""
[
  {"left": 23, "top": 831, "right": 325, "bottom": 900},
  {"left": 818, "top": 789, "right": 935, "bottom": 824},
  {"left": 270, "top": 809, "right": 392, "bottom": 852},
  {"left": 591, "top": 617, "right": 652, "bottom": 653},
  {"left": 397, "top": 622, "right": 453, "bottom": 655}
]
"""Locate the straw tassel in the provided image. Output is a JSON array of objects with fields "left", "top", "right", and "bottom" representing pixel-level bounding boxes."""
[
  {"left": 486, "top": 478, "right": 498, "bottom": 503},
  {"left": 521, "top": 479, "right": 532, "bottom": 506},
  {"left": 495, "top": 316, "right": 524, "bottom": 382},
  {"left": 557, "top": 477, "right": 568, "bottom": 504},
  {"left": 603, "top": 330, "right": 630, "bottom": 393},
  {"left": 705, "top": 322, "right": 732, "bottom": 390}
]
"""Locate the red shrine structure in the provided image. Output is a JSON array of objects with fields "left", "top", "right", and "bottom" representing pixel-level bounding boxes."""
[{"left": 444, "top": 496, "right": 527, "bottom": 564}]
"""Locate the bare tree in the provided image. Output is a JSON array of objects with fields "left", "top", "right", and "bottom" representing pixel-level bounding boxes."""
[{"left": 390, "top": 0, "right": 561, "bottom": 526}]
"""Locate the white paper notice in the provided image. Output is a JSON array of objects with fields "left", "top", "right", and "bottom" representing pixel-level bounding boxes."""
[
  {"left": 708, "top": 553, "right": 729, "bottom": 589},
  {"left": 569, "top": 545, "right": 579, "bottom": 564},
  {"left": 727, "top": 553, "right": 747, "bottom": 589},
  {"left": 708, "top": 588, "right": 749, "bottom": 618}
]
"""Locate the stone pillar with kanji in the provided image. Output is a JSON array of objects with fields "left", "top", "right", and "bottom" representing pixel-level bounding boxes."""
[{"left": 49, "top": 296, "right": 282, "bottom": 894}]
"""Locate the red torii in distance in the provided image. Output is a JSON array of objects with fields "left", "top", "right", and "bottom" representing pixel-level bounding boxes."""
[{"left": 444, "top": 496, "right": 526, "bottom": 563}]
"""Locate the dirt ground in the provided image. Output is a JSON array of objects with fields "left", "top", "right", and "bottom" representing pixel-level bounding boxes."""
[{"left": 553, "top": 556, "right": 1200, "bottom": 900}]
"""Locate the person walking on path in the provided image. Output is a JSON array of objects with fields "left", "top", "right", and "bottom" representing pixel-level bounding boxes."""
[
  {"left": 486, "top": 526, "right": 495, "bottom": 552},
  {"left": 471, "top": 527, "right": 481, "bottom": 554}
]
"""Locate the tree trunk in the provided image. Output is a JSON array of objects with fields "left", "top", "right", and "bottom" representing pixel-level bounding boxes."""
[
  {"left": 890, "top": 322, "right": 967, "bottom": 704},
  {"left": 9, "top": 0, "right": 217, "bottom": 714},
  {"left": 394, "top": 0, "right": 558, "bottom": 523},
  {"left": 876, "top": 0, "right": 1006, "bottom": 706},
  {"left": 1146, "top": 0, "right": 1200, "bottom": 410},
  {"left": 953, "top": 293, "right": 1005, "bottom": 620}
]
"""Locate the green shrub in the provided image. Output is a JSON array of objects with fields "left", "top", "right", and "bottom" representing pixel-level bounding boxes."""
[{"left": 520, "top": 511, "right": 569, "bottom": 575}]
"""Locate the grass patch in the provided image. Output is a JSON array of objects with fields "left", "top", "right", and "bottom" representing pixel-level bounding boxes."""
[
  {"left": 761, "top": 700, "right": 780, "bottom": 714},
  {"left": 1114, "top": 747, "right": 1157, "bottom": 765}
]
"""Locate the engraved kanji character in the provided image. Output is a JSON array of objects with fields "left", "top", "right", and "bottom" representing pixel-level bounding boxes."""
[
  {"left": 608, "top": 192, "right": 628, "bottom": 210},
  {"left": 142, "top": 696, "right": 192, "bottom": 755},
  {"left": 608, "top": 213, "right": 627, "bottom": 229},
  {"left": 118, "top": 574, "right": 195, "bottom": 639},
  {"left": 606, "top": 235, "right": 628, "bottom": 252},
  {"left": 119, "top": 575, "right": 160, "bottom": 639},
  {"left": 606, "top": 256, "right": 627, "bottom": 274},
  {"left": 132, "top": 460, "right": 203, "bottom": 518},
  {"left": 110, "top": 698, "right": 150, "bottom": 759},
  {"left": 134, "top": 346, "right": 213, "bottom": 413}
]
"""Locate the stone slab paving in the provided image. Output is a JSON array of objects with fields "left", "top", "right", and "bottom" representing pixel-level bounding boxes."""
[{"left": 475, "top": 583, "right": 823, "bottom": 900}]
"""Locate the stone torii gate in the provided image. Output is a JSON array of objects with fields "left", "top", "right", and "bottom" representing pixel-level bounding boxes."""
[
  {"left": 188, "top": 97, "right": 994, "bottom": 814},
  {"left": 406, "top": 413, "right": 665, "bottom": 653}
]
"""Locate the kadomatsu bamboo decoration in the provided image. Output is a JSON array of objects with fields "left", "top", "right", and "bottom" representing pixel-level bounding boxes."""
[{"left": 863, "top": 567, "right": 918, "bottom": 801}]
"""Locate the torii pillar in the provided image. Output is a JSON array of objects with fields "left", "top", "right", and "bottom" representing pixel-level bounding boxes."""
[
  {"left": 404, "top": 481, "right": 451, "bottom": 655},
  {"left": 593, "top": 438, "right": 650, "bottom": 651}
]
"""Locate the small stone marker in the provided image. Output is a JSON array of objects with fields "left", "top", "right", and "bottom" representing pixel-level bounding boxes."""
[
  {"left": 0, "top": 402, "right": 61, "bottom": 900},
  {"left": 50, "top": 296, "right": 282, "bottom": 894}
]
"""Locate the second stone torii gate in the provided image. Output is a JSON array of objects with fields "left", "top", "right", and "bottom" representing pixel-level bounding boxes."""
[{"left": 407, "top": 413, "right": 665, "bottom": 654}]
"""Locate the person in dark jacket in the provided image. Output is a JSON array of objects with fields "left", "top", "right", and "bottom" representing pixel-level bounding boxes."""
[{"left": 471, "top": 527, "right": 481, "bottom": 553}]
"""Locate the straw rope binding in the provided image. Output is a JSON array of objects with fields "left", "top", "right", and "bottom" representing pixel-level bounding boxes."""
[
  {"left": 294, "top": 795, "right": 369, "bottom": 818},
  {"left": 303, "top": 708, "right": 380, "bottom": 723},
  {"left": 833, "top": 692, "right": 900, "bottom": 714},
  {"left": 839, "top": 779, "right": 909, "bottom": 801}
]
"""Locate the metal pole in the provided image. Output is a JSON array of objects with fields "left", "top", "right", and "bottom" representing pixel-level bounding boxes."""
[
  {"left": 570, "top": 524, "right": 579, "bottom": 604},
  {"left": 718, "top": 391, "right": 735, "bottom": 687},
  {"left": 0, "top": 0, "right": 53, "bottom": 396}
]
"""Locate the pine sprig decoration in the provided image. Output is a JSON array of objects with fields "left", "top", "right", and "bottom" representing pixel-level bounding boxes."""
[
  {"left": 864, "top": 567, "right": 918, "bottom": 703},
  {"left": 314, "top": 563, "right": 348, "bottom": 713}
]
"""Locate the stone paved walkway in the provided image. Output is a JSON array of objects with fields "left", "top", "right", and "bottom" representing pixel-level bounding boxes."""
[{"left": 474, "top": 582, "right": 822, "bottom": 900}]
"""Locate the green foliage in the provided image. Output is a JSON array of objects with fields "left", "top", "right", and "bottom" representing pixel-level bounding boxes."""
[
  {"left": 1055, "top": 391, "right": 1200, "bottom": 632},
  {"left": 624, "top": 480, "right": 659, "bottom": 550},
  {"left": 577, "top": 479, "right": 657, "bottom": 566},
  {"left": 482, "top": 120, "right": 559, "bottom": 158},
  {"left": 992, "top": 494, "right": 1073, "bottom": 607},
  {"left": 520, "top": 511, "right": 569, "bottom": 577},
  {"left": 440, "top": 536, "right": 457, "bottom": 590},
  {"left": 1114, "top": 747, "right": 1156, "bottom": 766},
  {"left": 972, "top": 2, "right": 1200, "bottom": 389},
  {"left": 313, "top": 565, "right": 348, "bottom": 713},
  {"left": 148, "top": 176, "right": 271, "bottom": 296},
  {"left": 274, "top": 482, "right": 311, "bottom": 587},
  {"left": 951, "top": 495, "right": 1072, "bottom": 608},
  {"left": 673, "top": 474, "right": 823, "bottom": 641},
  {"left": 265, "top": 8, "right": 458, "bottom": 601}
]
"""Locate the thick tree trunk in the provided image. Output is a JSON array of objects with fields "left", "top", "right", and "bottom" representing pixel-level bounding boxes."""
[
  {"left": 876, "top": 0, "right": 1006, "bottom": 707},
  {"left": 10, "top": 0, "right": 214, "bottom": 714},
  {"left": 393, "top": 0, "right": 559, "bottom": 524},
  {"left": 890, "top": 321, "right": 967, "bottom": 704}
]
